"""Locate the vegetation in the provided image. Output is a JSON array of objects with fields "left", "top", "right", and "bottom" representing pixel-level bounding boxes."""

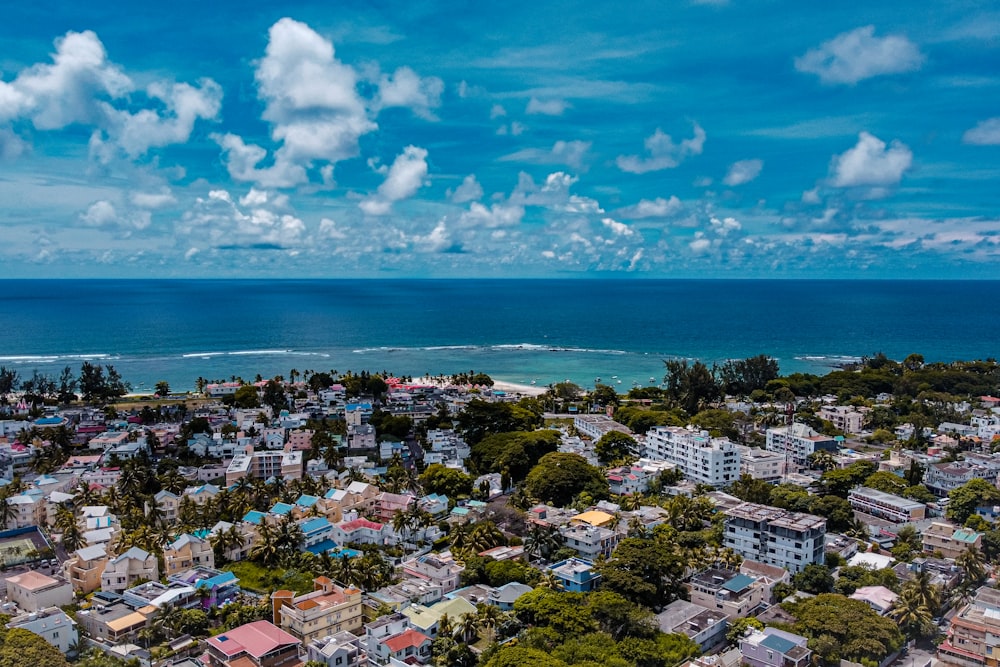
[
  {"left": 524, "top": 453, "right": 609, "bottom": 506},
  {"left": 784, "top": 593, "right": 904, "bottom": 666}
]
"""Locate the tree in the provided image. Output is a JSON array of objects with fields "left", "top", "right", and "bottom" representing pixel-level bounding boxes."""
[
  {"left": 820, "top": 460, "right": 877, "bottom": 498},
  {"left": 482, "top": 646, "right": 567, "bottom": 667},
  {"left": 590, "top": 384, "right": 620, "bottom": 407},
  {"left": 728, "top": 475, "right": 773, "bottom": 504},
  {"left": 596, "top": 538, "right": 686, "bottom": 610},
  {"left": 889, "top": 587, "right": 935, "bottom": 640},
  {"left": 716, "top": 355, "right": 780, "bottom": 397},
  {"left": 726, "top": 617, "right": 763, "bottom": 645},
  {"left": 948, "top": 478, "right": 1000, "bottom": 525},
  {"left": 0, "top": 628, "right": 70, "bottom": 667},
  {"left": 663, "top": 359, "right": 721, "bottom": 415},
  {"left": 419, "top": 464, "right": 474, "bottom": 498},
  {"left": 595, "top": 431, "right": 638, "bottom": 465},
  {"left": 262, "top": 380, "right": 287, "bottom": 413},
  {"left": 956, "top": 545, "right": 988, "bottom": 587},
  {"left": 792, "top": 563, "right": 834, "bottom": 594},
  {"left": 0, "top": 366, "right": 19, "bottom": 405},
  {"left": 785, "top": 593, "right": 904, "bottom": 666},
  {"left": 56, "top": 365, "right": 78, "bottom": 404},
  {"left": 456, "top": 400, "right": 542, "bottom": 445},
  {"left": 153, "top": 380, "right": 171, "bottom": 397},
  {"left": 524, "top": 452, "right": 609, "bottom": 507}
]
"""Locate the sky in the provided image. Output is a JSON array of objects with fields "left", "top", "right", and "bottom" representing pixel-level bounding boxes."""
[{"left": 0, "top": 0, "right": 998, "bottom": 278}]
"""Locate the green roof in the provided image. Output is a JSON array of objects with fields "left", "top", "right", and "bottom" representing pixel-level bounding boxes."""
[
  {"left": 954, "top": 529, "right": 981, "bottom": 543},
  {"left": 760, "top": 634, "right": 797, "bottom": 654},
  {"left": 721, "top": 573, "right": 755, "bottom": 593}
]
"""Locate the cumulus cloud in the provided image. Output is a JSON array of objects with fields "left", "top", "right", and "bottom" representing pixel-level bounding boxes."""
[
  {"left": 450, "top": 174, "right": 483, "bottom": 203},
  {"left": 616, "top": 123, "right": 706, "bottom": 173},
  {"left": 359, "top": 145, "right": 429, "bottom": 215},
  {"left": 709, "top": 215, "right": 741, "bottom": 235},
  {"left": 723, "top": 159, "right": 763, "bottom": 186},
  {"left": 500, "top": 139, "right": 591, "bottom": 170},
  {"left": 130, "top": 191, "right": 176, "bottom": 208},
  {"left": 375, "top": 66, "right": 444, "bottom": 120},
  {"left": 79, "top": 199, "right": 151, "bottom": 230},
  {"left": 526, "top": 97, "right": 568, "bottom": 115},
  {"left": 795, "top": 25, "right": 924, "bottom": 85},
  {"left": 963, "top": 118, "right": 1000, "bottom": 145},
  {"left": 179, "top": 187, "right": 306, "bottom": 249},
  {"left": 496, "top": 121, "right": 525, "bottom": 136},
  {"left": 831, "top": 131, "right": 912, "bottom": 187},
  {"left": 601, "top": 217, "right": 634, "bottom": 236},
  {"left": 617, "top": 196, "right": 683, "bottom": 219},
  {"left": 459, "top": 201, "right": 525, "bottom": 228},
  {"left": 490, "top": 104, "right": 506, "bottom": 119}
]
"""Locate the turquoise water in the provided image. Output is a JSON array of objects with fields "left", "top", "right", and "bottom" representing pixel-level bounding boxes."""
[{"left": 0, "top": 279, "right": 997, "bottom": 392}]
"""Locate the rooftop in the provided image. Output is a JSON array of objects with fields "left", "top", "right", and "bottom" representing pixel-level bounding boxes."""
[{"left": 207, "top": 620, "right": 300, "bottom": 658}]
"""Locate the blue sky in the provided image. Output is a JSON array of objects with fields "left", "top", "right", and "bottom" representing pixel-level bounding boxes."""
[{"left": 1, "top": 0, "right": 998, "bottom": 278}]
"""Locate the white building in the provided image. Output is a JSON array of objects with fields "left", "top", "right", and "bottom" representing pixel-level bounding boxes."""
[
  {"left": 817, "top": 406, "right": 869, "bottom": 434},
  {"left": 765, "top": 423, "right": 838, "bottom": 467},
  {"left": 573, "top": 415, "right": 632, "bottom": 440},
  {"left": 847, "top": 487, "right": 926, "bottom": 523},
  {"left": 644, "top": 426, "right": 741, "bottom": 488},
  {"left": 5, "top": 607, "right": 77, "bottom": 653},
  {"left": 723, "top": 502, "right": 826, "bottom": 573},
  {"left": 737, "top": 446, "right": 787, "bottom": 483},
  {"left": 101, "top": 547, "right": 159, "bottom": 593}
]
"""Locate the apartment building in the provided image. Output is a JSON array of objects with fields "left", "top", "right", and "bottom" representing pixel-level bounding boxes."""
[
  {"left": 737, "top": 445, "right": 787, "bottom": 483},
  {"left": 687, "top": 568, "right": 765, "bottom": 620},
  {"left": 271, "top": 577, "right": 363, "bottom": 643},
  {"left": 644, "top": 426, "right": 741, "bottom": 488},
  {"left": 163, "top": 534, "right": 215, "bottom": 576},
  {"left": 573, "top": 414, "right": 632, "bottom": 440},
  {"left": 100, "top": 547, "right": 159, "bottom": 593},
  {"left": 63, "top": 544, "right": 109, "bottom": 594},
  {"left": 817, "top": 406, "right": 869, "bottom": 434},
  {"left": 5, "top": 607, "right": 77, "bottom": 653},
  {"left": 765, "top": 423, "right": 838, "bottom": 467},
  {"left": 724, "top": 502, "right": 826, "bottom": 573},
  {"left": 939, "top": 586, "right": 1000, "bottom": 667},
  {"left": 848, "top": 486, "right": 927, "bottom": 523},
  {"left": 5, "top": 571, "right": 73, "bottom": 612},
  {"left": 226, "top": 446, "right": 303, "bottom": 485},
  {"left": 306, "top": 631, "right": 364, "bottom": 667},
  {"left": 924, "top": 522, "right": 984, "bottom": 560},
  {"left": 740, "top": 628, "right": 812, "bottom": 667},
  {"left": 559, "top": 523, "right": 620, "bottom": 560}
]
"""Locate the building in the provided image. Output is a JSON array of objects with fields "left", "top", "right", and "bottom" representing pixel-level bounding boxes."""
[
  {"left": 926, "top": 457, "right": 1000, "bottom": 497},
  {"left": 923, "top": 522, "right": 984, "bottom": 560},
  {"left": 547, "top": 558, "right": 600, "bottom": 592},
  {"left": 5, "top": 606, "right": 77, "bottom": 653},
  {"left": 817, "top": 406, "right": 869, "bottom": 434},
  {"left": 740, "top": 628, "right": 812, "bottom": 667},
  {"left": 307, "top": 631, "right": 364, "bottom": 667},
  {"left": 644, "top": 426, "right": 741, "bottom": 487},
  {"left": 737, "top": 446, "right": 787, "bottom": 483},
  {"left": 5, "top": 571, "right": 73, "bottom": 612},
  {"left": 401, "top": 596, "right": 476, "bottom": 639},
  {"left": 656, "top": 599, "right": 728, "bottom": 652},
  {"left": 400, "top": 554, "right": 464, "bottom": 594},
  {"left": 687, "top": 568, "right": 765, "bottom": 620},
  {"left": 850, "top": 585, "right": 898, "bottom": 615},
  {"left": 739, "top": 560, "right": 791, "bottom": 604},
  {"left": 63, "top": 544, "right": 109, "bottom": 594},
  {"left": 163, "top": 534, "right": 214, "bottom": 576},
  {"left": 765, "top": 423, "right": 838, "bottom": 468},
  {"left": 271, "top": 577, "right": 364, "bottom": 643},
  {"left": 75, "top": 602, "right": 150, "bottom": 644},
  {"left": 205, "top": 620, "right": 302, "bottom": 667},
  {"left": 573, "top": 414, "right": 632, "bottom": 440},
  {"left": 939, "top": 586, "right": 1000, "bottom": 667},
  {"left": 372, "top": 628, "right": 432, "bottom": 666},
  {"left": 170, "top": 568, "right": 241, "bottom": 609},
  {"left": 100, "top": 547, "right": 159, "bottom": 593},
  {"left": 724, "top": 502, "right": 826, "bottom": 574},
  {"left": 226, "top": 446, "right": 304, "bottom": 486},
  {"left": 848, "top": 487, "right": 927, "bottom": 523},
  {"left": 559, "top": 522, "right": 619, "bottom": 560},
  {"left": 487, "top": 582, "right": 533, "bottom": 611}
]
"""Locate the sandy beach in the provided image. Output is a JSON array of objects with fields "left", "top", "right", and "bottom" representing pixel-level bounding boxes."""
[{"left": 412, "top": 376, "right": 547, "bottom": 397}]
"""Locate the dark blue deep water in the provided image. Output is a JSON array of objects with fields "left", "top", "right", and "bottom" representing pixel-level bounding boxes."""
[{"left": 0, "top": 279, "right": 997, "bottom": 392}]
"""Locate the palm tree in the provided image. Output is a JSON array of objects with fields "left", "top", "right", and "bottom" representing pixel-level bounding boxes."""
[
  {"left": 957, "top": 546, "right": 988, "bottom": 587},
  {"left": 890, "top": 588, "right": 934, "bottom": 639},
  {"left": 808, "top": 450, "right": 837, "bottom": 472},
  {"left": 0, "top": 496, "right": 16, "bottom": 530},
  {"left": 626, "top": 516, "right": 647, "bottom": 538},
  {"left": 536, "top": 569, "right": 563, "bottom": 589},
  {"left": 905, "top": 570, "right": 941, "bottom": 616},
  {"left": 392, "top": 510, "right": 416, "bottom": 546},
  {"left": 476, "top": 603, "right": 504, "bottom": 644},
  {"left": 336, "top": 555, "right": 358, "bottom": 587},
  {"left": 452, "top": 612, "right": 479, "bottom": 643},
  {"left": 249, "top": 521, "right": 280, "bottom": 566},
  {"left": 467, "top": 522, "right": 505, "bottom": 554},
  {"left": 524, "top": 523, "right": 562, "bottom": 562},
  {"left": 619, "top": 494, "right": 642, "bottom": 511}
]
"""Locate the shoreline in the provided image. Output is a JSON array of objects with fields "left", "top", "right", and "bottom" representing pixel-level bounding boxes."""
[{"left": 412, "top": 375, "right": 548, "bottom": 397}]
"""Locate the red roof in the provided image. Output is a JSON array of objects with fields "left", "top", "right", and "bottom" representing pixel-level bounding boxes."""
[
  {"left": 206, "top": 620, "right": 299, "bottom": 658},
  {"left": 383, "top": 629, "right": 430, "bottom": 654},
  {"left": 340, "top": 518, "right": 383, "bottom": 531}
]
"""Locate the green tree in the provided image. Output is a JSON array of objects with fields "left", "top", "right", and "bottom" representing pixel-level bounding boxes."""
[
  {"left": 590, "top": 384, "right": 620, "bottom": 407},
  {"left": 595, "top": 431, "right": 638, "bottom": 465},
  {"left": 792, "top": 563, "right": 834, "bottom": 594},
  {"left": 948, "top": 478, "right": 1000, "bottom": 525},
  {"left": 716, "top": 355, "right": 780, "bottom": 397},
  {"left": 596, "top": 538, "right": 686, "bottom": 610},
  {"left": 728, "top": 475, "right": 773, "bottom": 504},
  {"left": 663, "top": 359, "right": 721, "bottom": 415},
  {"left": 524, "top": 453, "right": 609, "bottom": 506},
  {"left": 233, "top": 384, "right": 260, "bottom": 408},
  {"left": 785, "top": 593, "right": 904, "bottom": 666},
  {"left": 726, "top": 617, "right": 764, "bottom": 645},
  {"left": 0, "top": 628, "right": 70, "bottom": 667},
  {"left": 154, "top": 380, "right": 170, "bottom": 397},
  {"left": 456, "top": 400, "right": 542, "bottom": 445},
  {"left": 419, "top": 464, "right": 474, "bottom": 498}
]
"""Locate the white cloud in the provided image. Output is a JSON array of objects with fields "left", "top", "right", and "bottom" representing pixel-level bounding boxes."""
[
  {"left": 832, "top": 131, "right": 912, "bottom": 187},
  {"left": 496, "top": 121, "right": 525, "bottom": 136},
  {"left": 525, "top": 97, "right": 568, "bottom": 115},
  {"left": 359, "top": 145, "right": 429, "bottom": 215},
  {"left": 239, "top": 188, "right": 269, "bottom": 207},
  {"left": 963, "top": 118, "right": 1000, "bottom": 145},
  {"left": 499, "top": 139, "right": 591, "bottom": 170},
  {"left": 375, "top": 66, "right": 444, "bottom": 120},
  {"left": 490, "top": 104, "right": 507, "bottom": 119},
  {"left": 723, "top": 159, "right": 763, "bottom": 186},
  {"left": 616, "top": 123, "right": 706, "bottom": 173},
  {"left": 450, "top": 174, "right": 483, "bottom": 203},
  {"left": 130, "top": 191, "right": 176, "bottom": 209},
  {"left": 218, "top": 18, "right": 377, "bottom": 188},
  {"left": 689, "top": 236, "right": 712, "bottom": 253},
  {"left": 179, "top": 187, "right": 305, "bottom": 248},
  {"left": 602, "top": 217, "right": 634, "bottom": 237},
  {"left": 795, "top": 25, "right": 924, "bottom": 85},
  {"left": 79, "top": 199, "right": 151, "bottom": 230},
  {"left": 318, "top": 217, "right": 347, "bottom": 239},
  {"left": 459, "top": 201, "right": 525, "bottom": 228},
  {"left": 801, "top": 188, "right": 821, "bottom": 204},
  {"left": 104, "top": 79, "right": 222, "bottom": 157},
  {"left": 618, "top": 196, "right": 683, "bottom": 219},
  {"left": 709, "top": 216, "right": 741, "bottom": 235}
]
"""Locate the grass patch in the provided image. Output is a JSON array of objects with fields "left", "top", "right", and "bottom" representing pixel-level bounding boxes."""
[{"left": 222, "top": 561, "right": 317, "bottom": 595}]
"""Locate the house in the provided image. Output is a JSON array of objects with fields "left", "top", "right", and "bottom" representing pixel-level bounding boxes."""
[
  {"left": 63, "top": 544, "right": 109, "bottom": 594},
  {"left": 739, "top": 560, "right": 791, "bottom": 605},
  {"left": 487, "top": 582, "right": 533, "bottom": 611},
  {"left": 923, "top": 521, "right": 984, "bottom": 560},
  {"left": 573, "top": 414, "right": 631, "bottom": 440},
  {"left": 205, "top": 620, "right": 302, "bottom": 667},
  {"left": 101, "top": 547, "right": 159, "bottom": 593},
  {"left": 371, "top": 628, "right": 432, "bottom": 666},
  {"left": 657, "top": 599, "right": 728, "bottom": 652},
  {"left": 375, "top": 492, "right": 415, "bottom": 522},
  {"left": 739, "top": 628, "right": 812, "bottom": 667},
  {"left": 307, "top": 631, "right": 364, "bottom": 667},
  {"left": 322, "top": 482, "right": 380, "bottom": 522},
  {"left": 548, "top": 558, "right": 600, "bottom": 593},
  {"left": 402, "top": 596, "right": 476, "bottom": 639},
  {"left": 75, "top": 602, "right": 150, "bottom": 643},
  {"left": 5, "top": 490, "right": 46, "bottom": 528},
  {"left": 559, "top": 523, "right": 619, "bottom": 560},
  {"left": 271, "top": 577, "right": 364, "bottom": 643},
  {"left": 122, "top": 580, "right": 198, "bottom": 610},
  {"left": 850, "top": 585, "right": 898, "bottom": 616},
  {"left": 940, "top": 586, "right": 1000, "bottom": 667},
  {"left": 331, "top": 518, "right": 387, "bottom": 546},
  {"left": 5, "top": 571, "right": 73, "bottom": 612},
  {"left": 163, "top": 534, "right": 214, "bottom": 576},
  {"left": 154, "top": 490, "right": 181, "bottom": 522},
  {"left": 5, "top": 606, "right": 77, "bottom": 653},
  {"left": 298, "top": 517, "right": 334, "bottom": 548},
  {"left": 687, "top": 568, "right": 765, "bottom": 620},
  {"left": 401, "top": 554, "right": 464, "bottom": 594}
]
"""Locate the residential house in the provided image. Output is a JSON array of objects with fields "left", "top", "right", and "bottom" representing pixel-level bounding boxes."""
[
  {"left": 5, "top": 606, "right": 77, "bottom": 654},
  {"left": 547, "top": 558, "right": 600, "bottom": 593},
  {"left": 154, "top": 490, "right": 181, "bottom": 523},
  {"left": 850, "top": 585, "right": 898, "bottom": 616},
  {"left": 169, "top": 567, "right": 241, "bottom": 609},
  {"left": 299, "top": 517, "right": 334, "bottom": 548},
  {"left": 375, "top": 492, "right": 415, "bottom": 522},
  {"left": 740, "top": 628, "right": 812, "bottom": 667},
  {"left": 657, "top": 599, "right": 728, "bottom": 652},
  {"left": 687, "top": 568, "right": 765, "bottom": 620},
  {"left": 402, "top": 596, "right": 476, "bottom": 639},
  {"left": 487, "top": 583, "right": 533, "bottom": 611},
  {"left": 5, "top": 571, "right": 73, "bottom": 612},
  {"left": 331, "top": 518, "right": 387, "bottom": 546},
  {"left": 400, "top": 554, "right": 464, "bottom": 594},
  {"left": 271, "top": 577, "right": 364, "bottom": 643},
  {"left": 307, "top": 631, "right": 364, "bottom": 667},
  {"left": 100, "top": 547, "right": 159, "bottom": 593},
  {"left": 940, "top": 586, "right": 1000, "bottom": 667},
  {"left": 64, "top": 544, "right": 109, "bottom": 594},
  {"left": 739, "top": 560, "right": 791, "bottom": 605},
  {"left": 75, "top": 602, "right": 150, "bottom": 644},
  {"left": 924, "top": 522, "right": 984, "bottom": 560},
  {"left": 559, "top": 523, "right": 619, "bottom": 560},
  {"left": 5, "top": 490, "right": 46, "bottom": 528},
  {"left": 163, "top": 534, "right": 214, "bottom": 577},
  {"left": 204, "top": 620, "right": 302, "bottom": 667},
  {"left": 370, "top": 628, "right": 432, "bottom": 666}
]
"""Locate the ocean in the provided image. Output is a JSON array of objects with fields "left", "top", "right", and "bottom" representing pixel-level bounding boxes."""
[{"left": 0, "top": 279, "right": 997, "bottom": 393}]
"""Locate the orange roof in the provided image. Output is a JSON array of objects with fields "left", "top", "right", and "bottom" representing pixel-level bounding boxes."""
[
  {"left": 7, "top": 571, "right": 60, "bottom": 592},
  {"left": 384, "top": 628, "right": 430, "bottom": 653}
]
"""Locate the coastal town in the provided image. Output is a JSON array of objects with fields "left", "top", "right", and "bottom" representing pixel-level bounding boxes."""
[{"left": 0, "top": 356, "right": 999, "bottom": 667}]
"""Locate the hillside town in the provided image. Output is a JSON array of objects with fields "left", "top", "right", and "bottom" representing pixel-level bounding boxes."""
[{"left": 0, "top": 356, "right": 999, "bottom": 667}]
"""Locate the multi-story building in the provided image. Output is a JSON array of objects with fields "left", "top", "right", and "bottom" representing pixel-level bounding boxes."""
[
  {"left": 644, "top": 426, "right": 741, "bottom": 488},
  {"left": 740, "top": 628, "right": 812, "bottom": 667},
  {"left": 100, "top": 546, "right": 159, "bottom": 593},
  {"left": 271, "top": 577, "right": 363, "bottom": 643},
  {"left": 724, "top": 502, "right": 826, "bottom": 574},
  {"left": 63, "top": 544, "right": 109, "bottom": 594},
  {"left": 924, "top": 522, "right": 984, "bottom": 560},
  {"left": 925, "top": 456, "right": 1000, "bottom": 497},
  {"left": 939, "top": 586, "right": 1000, "bottom": 667},
  {"left": 5, "top": 571, "right": 73, "bottom": 612},
  {"left": 163, "top": 534, "right": 215, "bottom": 576},
  {"left": 547, "top": 558, "right": 601, "bottom": 593},
  {"left": 75, "top": 602, "right": 150, "bottom": 644},
  {"left": 765, "top": 423, "right": 838, "bottom": 468},
  {"left": 573, "top": 415, "right": 632, "bottom": 441},
  {"left": 307, "top": 631, "right": 364, "bottom": 667},
  {"left": 559, "top": 523, "right": 619, "bottom": 560},
  {"left": 737, "top": 446, "right": 787, "bottom": 483},
  {"left": 5, "top": 607, "right": 77, "bottom": 653},
  {"left": 226, "top": 447, "right": 303, "bottom": 485},
  {"left": 687, "top": 568, "right": 765, "bottom": 620},
  {"left": 848, "top": 486, "right": 927, "bottom": 523},
  {"left": 400, "top": 554, "right": 464, "bottom": 594},
  {"left": 817, "top": 406, "right": 869, "bottom": 434},
  {"left": 656, "top": 599, "right": 728, "bottom": 653},
  {"left": 205, "top": 620, "right": 302, "bottom": 667}
]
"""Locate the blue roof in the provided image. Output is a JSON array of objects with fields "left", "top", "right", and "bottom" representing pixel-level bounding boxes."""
[
  {"left": 305, "top": 539, "right": 362, "bottom": 559},
  {"left": 34, "top": 417, "right": 62, "bottom": 425},
  {"left": 196, "top": 571, "right": 238, "bottom": 589},
  {"left": 760, "top": 634, "right": 797, "bottom": 655},
  {"left": 346, "top": 402, "right": 372, "bottom": 411},
  {"left": 296, "top": 495, "right": 319, "bottom": 507},
  {"left": 270, "top": 502, "right": 294, "bottom": 515},
  {"left": 721, "top": 574, "right": 755, "bottom": 593},
  {"left": 242, "top": 510, "right": 266, "bottom": 525},
  {"left": 299, "top": 517, "right": 330, "bottom": 534}
]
